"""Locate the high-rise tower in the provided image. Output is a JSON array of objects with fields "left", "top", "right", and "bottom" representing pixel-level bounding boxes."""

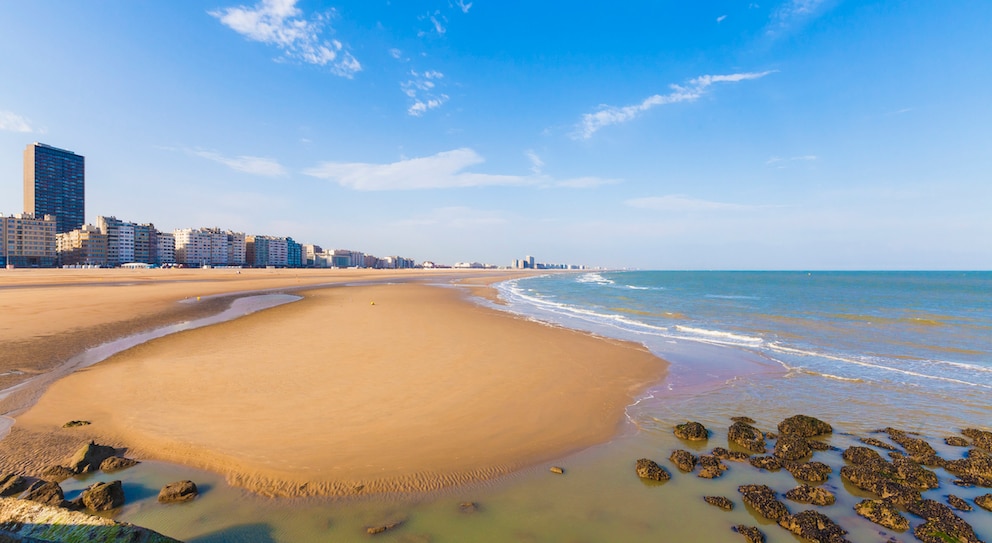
[{"left": 23, "top": 142, "right": 85, "bottom": 234}]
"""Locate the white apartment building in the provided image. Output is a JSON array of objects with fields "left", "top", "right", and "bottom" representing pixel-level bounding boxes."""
[
  {"left": 227, "top": 231, "right": 246, "bottom": 266},
  {"left": 266, "top": 237, "right": 288, "bottom": 267},
  {"left": 174, "top": 228, "right": 212, "bottom": 267},
  {"left": 156, "top": 232, "right": 175, "bottom": 265},
  {"left": 1, "top": 213, "right": 57, "bottom": 268}
]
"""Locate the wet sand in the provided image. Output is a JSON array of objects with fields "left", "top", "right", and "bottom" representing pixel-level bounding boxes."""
[{"left": 0, "top": 270, "right": 665, "bottom": 497}]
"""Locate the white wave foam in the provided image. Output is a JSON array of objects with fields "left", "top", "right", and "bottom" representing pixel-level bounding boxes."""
[
  {"left": 675, "top": 325, "right": 763, "bottom": 344},
  {"left": 705, "top": 294, "right": 760, "bottom": 300},
  {"left": 576, "top": 273, "right": 615, "bottom": 285}
]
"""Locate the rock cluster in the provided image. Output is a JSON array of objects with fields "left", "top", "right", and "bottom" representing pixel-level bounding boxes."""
[
  {"left": 158, "top": 480, "right": 199, "bottom": 503},
  {"left": 783, "top": 461, "right": 831, "bottom": 483},
  {"left": 963, "top": 428, "right": 992, "bottom": 451},
  {"left": 669, "top": 449, "right": 697, "bottom": 472},
  {"left": 80, "top": 480, "right": 125, "bottom": 512},
  {"left": 697, "top": 455, "right": 728, "bottom": 479},
  {"left": 777, "top": 414, "right": 833, "bottom": 437},
  {"left": 737, "top": 484, "right": 789, "bottom": 521},
  {"left": 784, "top": 484, "right": 835, "bottom": 506},
  {"left": 777, "top": 510, "right": 849, "bottom": 543},
  {"left": 673, "top": 421, "right": 709, "bottom": 441},
  {"left": 728, "top": 421, "right": 766, "bottom": 453},
  {"left": 854, "top": 499, "right": 909, "bottom": 531},
  {"left": 908, "top": 498, "right": 983, "bottom": 543},
  {"left": 732, "top": 524, "right": 764, "bottom": 543},
  {"left": 703, "top": 495, "right": 733, "bottom": 510}
]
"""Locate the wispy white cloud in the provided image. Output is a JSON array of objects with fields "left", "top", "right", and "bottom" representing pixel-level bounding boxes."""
[
  {"left": 418, "top": 10, "right": 448, "bottom": 37},
  {"left": 305, "top": 148, "right": 619, "bottom": 191},
  {"left": 190, "top": 149, "right": 288, "bottom": 176},
  {"left": 766, "top": 154, "right": 818, "bottom": 165},
  {"left": 768, "top": 0, "right": 830, "bottom": 33},
  {"left": 573, "top": 71, "right": 775, "bottom": 139},
  {"left": 388, "top": 48, "right": 403, "bottom": 60},
  {"left": 402, "top": 69, "right": 449, "bottom": 116},
  {"left": 0, "top": 110, "right": 37, "bottom": 133},
  {"left": 717, "top": 15, "right": 728, "bottom": 23},
  {"left": 305, "top": 148, "right": 532, "bottom": 191},
  {"left": 453, "top": 0, "right": 473, "bottom": 14},
  {"left": 209, "top": 0, "right": 361, "bottom": 77},
  {"left": 626, "top": 195, "right": 760, "bottom": 212},
  {"left": 525, "top": 150, "right": 544, "bottom": 175}
]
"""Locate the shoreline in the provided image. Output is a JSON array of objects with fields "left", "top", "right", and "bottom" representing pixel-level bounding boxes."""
[{"left": 0, "top": 269, "right": 668, "bottom": 498}]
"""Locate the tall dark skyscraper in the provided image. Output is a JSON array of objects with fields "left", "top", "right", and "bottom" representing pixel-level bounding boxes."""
[{"left": 23, "top": 142, "right": 85, "bottom": 234}]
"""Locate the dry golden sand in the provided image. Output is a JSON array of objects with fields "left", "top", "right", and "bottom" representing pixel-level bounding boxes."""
[{"left": 0, "top": 270, "right": 665, "bottom": 497}]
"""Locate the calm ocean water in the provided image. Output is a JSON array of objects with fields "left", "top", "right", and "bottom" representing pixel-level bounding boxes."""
[{"left": 496, "top": 271, "right": 992, "bottom": 432}]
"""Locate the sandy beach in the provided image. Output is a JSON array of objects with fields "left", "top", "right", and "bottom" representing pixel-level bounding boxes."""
[{"left": 0, "top": 269, "right": 666, "bottom": 497}]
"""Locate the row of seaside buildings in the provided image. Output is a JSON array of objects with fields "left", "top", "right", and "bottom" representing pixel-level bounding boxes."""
[{"left": 2, "top": 143, "right": 415, "bottom": 269}]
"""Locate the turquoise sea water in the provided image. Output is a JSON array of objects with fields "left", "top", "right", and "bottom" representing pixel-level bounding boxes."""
[{"left": 103, "top": 271, "right": 992, "bottom": 542}]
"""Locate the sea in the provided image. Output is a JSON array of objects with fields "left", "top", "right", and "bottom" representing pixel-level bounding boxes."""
[{"left": 79, "top": 271, "right": 991, "bottom": 542}]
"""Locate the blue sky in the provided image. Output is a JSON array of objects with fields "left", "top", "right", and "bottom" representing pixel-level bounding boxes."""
[{"left": 1, "top": 1, "right": 990, "bottom": 269}]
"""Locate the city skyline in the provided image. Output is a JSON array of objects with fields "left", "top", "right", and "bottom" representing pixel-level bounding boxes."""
[{"left": 2, "top": 2, "right": 991, "bottom": 269}]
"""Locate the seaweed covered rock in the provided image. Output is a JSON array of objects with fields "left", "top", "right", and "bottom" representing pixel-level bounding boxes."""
[
  {"left": 892, "top": 457, "right": 940, "bottom": 490},
  {"left": 0, "top": 474, "right": 27, "bottom": 497},
  {"left": 947, "top": 436, "right": 970, "bottom": 447},
  {"left": 908, "top": 499, "right": 983, "bottom": 543},
  {"left": 784, "top": 461, "right": 832, "bottom": 483},
  {"left": 778, "top": 415, "right": 833, "bottom": 438},
  {"left": 944, "top": 448, "right": 992, "bottom": 487},
  {"left": 777, "top": 510, "right": 850, "bottom": 543},
  {"left": 785, "top": 484, "right": 835, "bottom": 506},
  {"left": 669, "top": 449, "right": 697, "bottom": 473},
  {"left": 81, "top": 480, "right": 125, "bottom": 512},
  {"left": 733, "top": 525, "right": 765, "bottom": 543},
  {"left": 885, "top": 428, "right": 942, "bottom": 466},
  {"left": 635, "top": 458, "right": 670, "bottom": 482},
  {"left": 704, "top": 496, "right": 734, "bottom": 510},
  {"left": 697, "top": 455, "right": 728, "bottom": 479},
  {"left": 948, "top": 494, "right": 973, "bottom": 511},
  {"left": 854, "top": 499, "right": 909, "bottom": 531},
  {"left": 158, "top": 480, "right": 198, "bottom": 503},
  {"left": 975, "top": 493, "right": 992, "bottom": 511},
  {"left": 738, "top": 484, "right": 789, "bottom": 521},
  {"left": 840, "top": 465, "right": 921, "bottom": 505},
  {"left": 712, "top": 447, "right": 751, "bottom": 462},
  {"left": 748, "top": 456, "right": 782, "bottom": 471},
  {"left": 674, "top": 421, "right": 709, "bottom": 441},
  {"left": 962, "top": 428, "right": 992, "bottom": 451},
  {"left": 731, "top": 416, "right": 756, "bottom": 424},
  {"left": 728, "top": 421, "right": 766, "bottom": 453},
  {"left": 860, "top": 436, "right": 898, "bottom": 450},
  {"left": 843, "top": 446, "right": 886, "bottom": 466},
  {"left": 774, "top": 435, "right": 812, "bottom": 461},
  {"left": 69, "top": 441, "right": 118, "bottom": 474}
]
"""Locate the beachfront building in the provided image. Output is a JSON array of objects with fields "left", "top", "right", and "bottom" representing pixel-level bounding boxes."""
[
  {"left": 155, "top": 231, "right": 175, "bottom": 265},
  {"left": 96, "top": 216, "right": 135, "bottom": 266},
  {"left": 267, "top": 237, "right": 288, "bottom": 267},
  {"left": 174, "top": 228, "right": 212, "bottom": 267},
  {"left": 23, "top": 143, "right": 85, "bottom": 235},
  {"left": 0, "top": 213, "right": 57, "bottom": 268},
  {"left": 226, "top": 231, "right": 246, "bottom": 266},
  {"left": 57, "top": 224, "right": 108, "bottom": 267},
  {"left": 133, "top": 223, "right": 156, "bottom": 265},
  {"left": 287, "top": 238, "right": 302, "bottom": 268},
  {"left": 303, "top": 244, "right": 322, "bottom": 267}
]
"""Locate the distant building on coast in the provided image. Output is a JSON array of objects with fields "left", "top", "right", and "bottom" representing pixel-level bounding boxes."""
[
  {"left": 0, "top": 213, "right": 57, "bottom": 268},
  {"left": 56, "top": 224, "right": 108, "bottom": 267},
  {"left": 23, "top": 143, "right": 85, "bottom": 235}
]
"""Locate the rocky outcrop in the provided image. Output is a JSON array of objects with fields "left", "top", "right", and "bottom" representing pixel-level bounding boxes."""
[
  {"left": 731, "top": 416, "right": 756, "bottom": 424},
  {"left": 158, "top": 481, "right": 198, "bottom": 503},
  {"left": 101, "top": 456, "right": 139, "bottom": 473},
  {"left": 774, "top": 435, "right": 812, "bottom": 461},
  {"left": 908, "top": 499, "right": 983, "bottom": 543},
  {"left": 840, "top": 465, "right": 921, "bottom": 505},
  {"left": 784, "top": 461, "right": 832, "bottom": 483},
  {"left": 947, "top": 436, "right": 970, "bottom": 447},
  {"left": 728, "top": 422, "right": 766, "bottom": 453},
  {"left": 738, "top": 484, "right": 789, "bottom": 521},
  {"left": 40, "top": 466, "right": 75, "bottom": 483},
  {"left": 785, "top": 484, "right": 835, "bottom": 506},
  {"left": 854, "top": 499, "right": 909, "bottom": 531},
  {"left": 697, "top": 455, "right": 728, "bottom": 479},
  {"left": 674, "top": 421, "right": 709, "bottom": 441},
  {"left": 367, "top": 520, "right": 404, "bottom": 535},
  {"left": 68, "top": 442, "right": 118, "bottom": 474},
  {"left": 703, "top": 496, "right": 734, "bottom": 510},
  {"left": 634, "top": 459, "right": 670, "bottom": 482},
  {"left": 61, "top": 420, "right": 91, "bottom": 428},
  {"left": 21, "top": 481, "right": 65, "bottom": 508},
  {"left": 778, "top": 415, "right": 833, "bottom": 437},
  {"left": 0, "top": 474, "right": 27, "bottom": 497},
  {"left": 0, "top": 497, "right": 182, "bottom": 542},
  {"left": 976, "top": 493, "right": 992, "bottom": 511},
  {"left": 669, "top": 449, "right": 697, "bottom": 472},
  {"left": 963, "top": 428, "right": 992, "bottom": 451},
  {"left": 748, "top": 456, "right": 782, "bottom": 471},
  {"left": 843, "top": 445, "right": 885, "bottom": 466},
  {"left": 80, "top": 480, "right": 125, "bottom": 512},
  {"left": 733, "top": 525, "right": 764, "bottom": 543},
  {"left": 777, "top": 510, "right": 849, "bottom": 543}
]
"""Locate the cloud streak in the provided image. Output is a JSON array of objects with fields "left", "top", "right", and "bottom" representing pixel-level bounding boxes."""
[
  {"left": 190, "top": 149, "right": 288, "bottom": 176},
  {"left": 573, "top": 71, "right": 774, "bottom": 139},
  {"left": 210, "top": 0, "right": 361, "bottom": 77},
  {"left": 305, "top": 148, "right": 619, "bottom": 191},
  {"left": 402, "top": 70, "right": 449, "bottom": 116},
  {"left": 0, "top": 110, "right": 36, "bottom": 133}
]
